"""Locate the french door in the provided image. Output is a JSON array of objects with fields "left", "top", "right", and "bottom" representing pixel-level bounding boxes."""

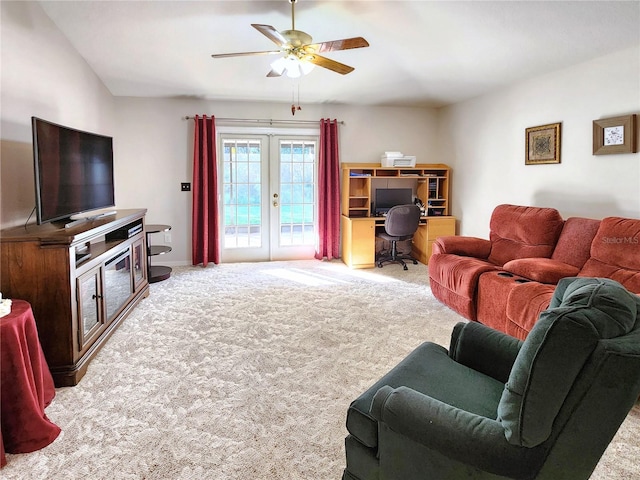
[{"left": 219, "top": 133, "right": 318, "bottom": 262}]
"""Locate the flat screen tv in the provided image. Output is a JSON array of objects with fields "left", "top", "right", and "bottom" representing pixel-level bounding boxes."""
[
  {"left": 375, "top": 188, "right": 412, "bottom": 214},
  {"left": 32, "top": 117, "right": 115, "bottom": 225}
]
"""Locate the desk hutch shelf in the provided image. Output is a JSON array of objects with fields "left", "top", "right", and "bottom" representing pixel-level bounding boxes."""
[{"left": 341, "top": 163, "right": 456, "bottom": 269}]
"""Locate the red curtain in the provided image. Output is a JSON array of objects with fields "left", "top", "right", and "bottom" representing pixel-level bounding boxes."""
[
  {"left": 192, "top": 115, "right": 219, "bottom": 266},
  {"left": 315, "top": 119, "right": 341, "bottom": 260}
]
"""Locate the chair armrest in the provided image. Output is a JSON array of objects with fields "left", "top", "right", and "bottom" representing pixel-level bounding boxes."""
[
  {"left": 432, "top": 236, "right": 492, "bottom": 258},
  {"left": 449, "top": 322, "right": 523, "bottom": 384},
  {"left": 371, "top": 386, "right": 539, "bottom": 478}
]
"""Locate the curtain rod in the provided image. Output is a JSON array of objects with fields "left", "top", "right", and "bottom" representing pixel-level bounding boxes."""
[{"left": 183, "top": 116, "right": 344, "bottom": 126}]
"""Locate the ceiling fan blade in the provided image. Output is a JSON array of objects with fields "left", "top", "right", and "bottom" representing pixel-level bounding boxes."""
[
  {"left": 211, "top": 50, "right": 281, "bottom": 59},
  {"left": 252, "top": 24, "right": 289, "bottom": 47},
  {"left": 302, "top": 53, "right": 355, "bottom": 75},
  {"left": 303, "top": 37, "right": 369, "bottom": 54}
]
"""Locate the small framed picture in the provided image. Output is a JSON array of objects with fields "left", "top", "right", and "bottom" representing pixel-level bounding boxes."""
[
  {"left": 525, "top": 122, "right": 561, "bottom": 165},
  {"left": 593, "top": 114, "right": 637, "bottom": 155}
]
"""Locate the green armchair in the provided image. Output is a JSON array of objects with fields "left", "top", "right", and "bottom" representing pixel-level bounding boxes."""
[{"left": 343, "top": 277, "right": 640, "bottom": 480}]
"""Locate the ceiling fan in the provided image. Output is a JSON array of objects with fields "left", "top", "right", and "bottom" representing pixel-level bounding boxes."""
[{"left": 211, "top": 0, "right": 369, "bottom": 78}]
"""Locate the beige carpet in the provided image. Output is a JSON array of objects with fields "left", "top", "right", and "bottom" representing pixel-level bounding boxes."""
[{"left": 3, "top": 260, "right": 639, "bottom": 479}]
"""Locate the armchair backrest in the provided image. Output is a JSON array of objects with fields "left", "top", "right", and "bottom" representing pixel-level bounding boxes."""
[
  {"left": 488, "top": 204, "right": 564, "bottom": 266},
  {"left": 497, "top": 277, "right": 640, "bottom": 448},
  {"left": 384, "top": 204, "right": 420, "bottom": 237}
]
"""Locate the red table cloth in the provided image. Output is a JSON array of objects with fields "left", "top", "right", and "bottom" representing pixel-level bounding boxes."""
[{"left": 0, "top": 299, "right": 61, "bottom": 467}]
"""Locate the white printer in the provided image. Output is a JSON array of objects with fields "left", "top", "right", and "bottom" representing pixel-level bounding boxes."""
[{"left": 380, "top": 151, "right": 416, "bottom": 167}]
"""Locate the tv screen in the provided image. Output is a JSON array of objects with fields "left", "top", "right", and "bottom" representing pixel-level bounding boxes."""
[
  {"left": 375, "top": 188, "right": 412, "bottom": 214},
  {"left": 32, "top": 117, "right": 115, "bottom": 224}
]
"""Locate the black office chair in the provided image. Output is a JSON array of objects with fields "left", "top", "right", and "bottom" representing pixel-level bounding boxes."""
[{"left": 376, "top": 204, "right": 421, "bottom": 270}]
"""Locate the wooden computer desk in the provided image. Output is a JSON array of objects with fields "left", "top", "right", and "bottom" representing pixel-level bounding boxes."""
[
  {"left": 341, "top": 215, "right": 456, "bottom": 269},
  {"left": 340, "top": 163, "right": 456, "bottom": 269}
]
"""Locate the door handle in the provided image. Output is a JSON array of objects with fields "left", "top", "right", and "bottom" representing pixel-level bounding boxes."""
[{"left": 273, "top": 193, "right": 279, "bottom": 207}]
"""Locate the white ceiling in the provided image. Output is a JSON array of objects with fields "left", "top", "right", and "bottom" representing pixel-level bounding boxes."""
[{"left": 39, "top": 0, "right": 640, "bottom": 108}]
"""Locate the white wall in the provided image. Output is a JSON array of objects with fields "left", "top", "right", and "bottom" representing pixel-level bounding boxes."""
[
  {"left": 3, "top": 1, "right": 638, "bottom": 263},
  {"left": 438, "top": 46, "right": 640, "bottom": 237},
  {"left": 0, "top": 1, "right": 116, "bottom": 227},
  {"left": 113, "top": 97, "right": 438, "bottom": 264}
]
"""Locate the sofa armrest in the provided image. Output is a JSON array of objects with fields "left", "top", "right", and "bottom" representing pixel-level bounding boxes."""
[
  {"left": 432, "top": 236, "right": 492, "bottom": 258},
  {"left": 371, "top": 385, "right": 540, "bottom": 478},
  {"left": 449, "top": 322, "right": 523, "bottom": 384},
  {"left": 503, "top": 258, "right": 580, "bottom": 285}
]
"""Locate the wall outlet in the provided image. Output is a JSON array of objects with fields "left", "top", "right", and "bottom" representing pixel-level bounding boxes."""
[
  {"left": 181, "top": 182, "right": 191, "bottom": 192},
  {"left": 164, "top": 233, "right": 171, "bottom": 243}
]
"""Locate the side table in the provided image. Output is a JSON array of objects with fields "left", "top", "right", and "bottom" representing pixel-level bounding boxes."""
[
  {"left": 146, "top": 224, "right": 172, "bottom": 283},
  {"left": 0, "top": 300, "right": 61, "bottom": 467}
]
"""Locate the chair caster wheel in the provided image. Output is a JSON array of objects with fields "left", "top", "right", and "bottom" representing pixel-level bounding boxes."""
[
  {"left": 413, "top": 260, "right": 418, "bottom": 265},
  {"left": 403, "top": 265, "right": 408, "bottom": 271},
  {"left": 377, "top": 263, "right": 383, "bottom": 268}
]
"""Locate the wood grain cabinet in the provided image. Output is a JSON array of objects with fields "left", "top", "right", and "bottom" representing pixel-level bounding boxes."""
[
  {"left": 340, "top": 164, "right": 456, "bottom": 268},
  {"left": 341, "top": 217, "right": 376, "bottom": 268},
  {"left": 411, "top": 216, "right": 457, "bottom": 264},
  {"left": 0, "top": 209, "right": 149, "bottom": 386}
]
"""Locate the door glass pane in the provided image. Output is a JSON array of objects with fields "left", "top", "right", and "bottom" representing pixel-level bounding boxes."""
[
  {"left": 223, "top": 140, "right": 262, "bottom": 248},
  {"left": 133, "top": 240, "right": 144, "bottom": 288},
  {"left": 79, "top": 272, "right": 100, "bottom": 338},
  {"left": 104, "top": 250, "right": 133, "bottom": 322},
  {"left": 279, "top": 140, "right": 316, "bottom": 246}
]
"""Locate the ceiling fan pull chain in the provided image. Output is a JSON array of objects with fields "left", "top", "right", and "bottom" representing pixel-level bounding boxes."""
[
  {"left": 290, "top": 81, "right": 302, "bottom": 115},
  {"left": 291, "top": 82, "right": 296, "bottom": 115}
]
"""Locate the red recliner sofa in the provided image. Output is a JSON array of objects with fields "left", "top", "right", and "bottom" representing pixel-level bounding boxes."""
[{"left": 429, "top": 204, "right": 640, "bottom": 339}]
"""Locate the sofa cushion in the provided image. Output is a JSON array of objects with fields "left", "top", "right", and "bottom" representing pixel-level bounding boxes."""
[
  {"left": 488, "top": 205, "right": 565, "bottom": 266},
  {"left": 551, "top": 217, "right": 601, "bottom": 268},
  {"left": 497, "top": 277, "right": 639, "bottom": 448},
  {"left": 578, "top": 217, "right": 640, "bottom": 294},
  {"left": 503, "top": 258, "right": 579, "bottom": 284}
]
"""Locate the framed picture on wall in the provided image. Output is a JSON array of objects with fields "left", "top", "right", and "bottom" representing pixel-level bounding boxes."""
[
  {"left": 525, "top": 122, "right": 561, "bottom": 165},
  {"left": 592, "top": 114, "right": 638, "bottom": 155}
]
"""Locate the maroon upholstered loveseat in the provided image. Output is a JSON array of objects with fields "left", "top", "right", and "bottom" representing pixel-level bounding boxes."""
[{"left": 428, "top": 204, "right": 640, "bottom": 340}]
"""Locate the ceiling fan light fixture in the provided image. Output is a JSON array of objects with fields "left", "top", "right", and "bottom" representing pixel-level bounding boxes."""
[
  {"left": 284, "top": 56, "right": 302, "bottom": 78},
  {"left": 270, "top": 54, "right": 314, "bottom": 78},
  {"left": 299, "top": 59, "right": 315, "bottom": 76},
  {"left": 270, "top": 57, "right": 288, "bottom": 76}
]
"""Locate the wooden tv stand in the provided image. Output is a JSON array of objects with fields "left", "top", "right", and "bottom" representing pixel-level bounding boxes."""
[{"left": 0, "top": 209, "right": 150, "bottom": 386}]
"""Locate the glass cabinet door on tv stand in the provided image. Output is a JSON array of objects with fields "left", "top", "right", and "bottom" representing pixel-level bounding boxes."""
[{"left": 146, "top": 224, "right": 172, "bottom": 283}]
